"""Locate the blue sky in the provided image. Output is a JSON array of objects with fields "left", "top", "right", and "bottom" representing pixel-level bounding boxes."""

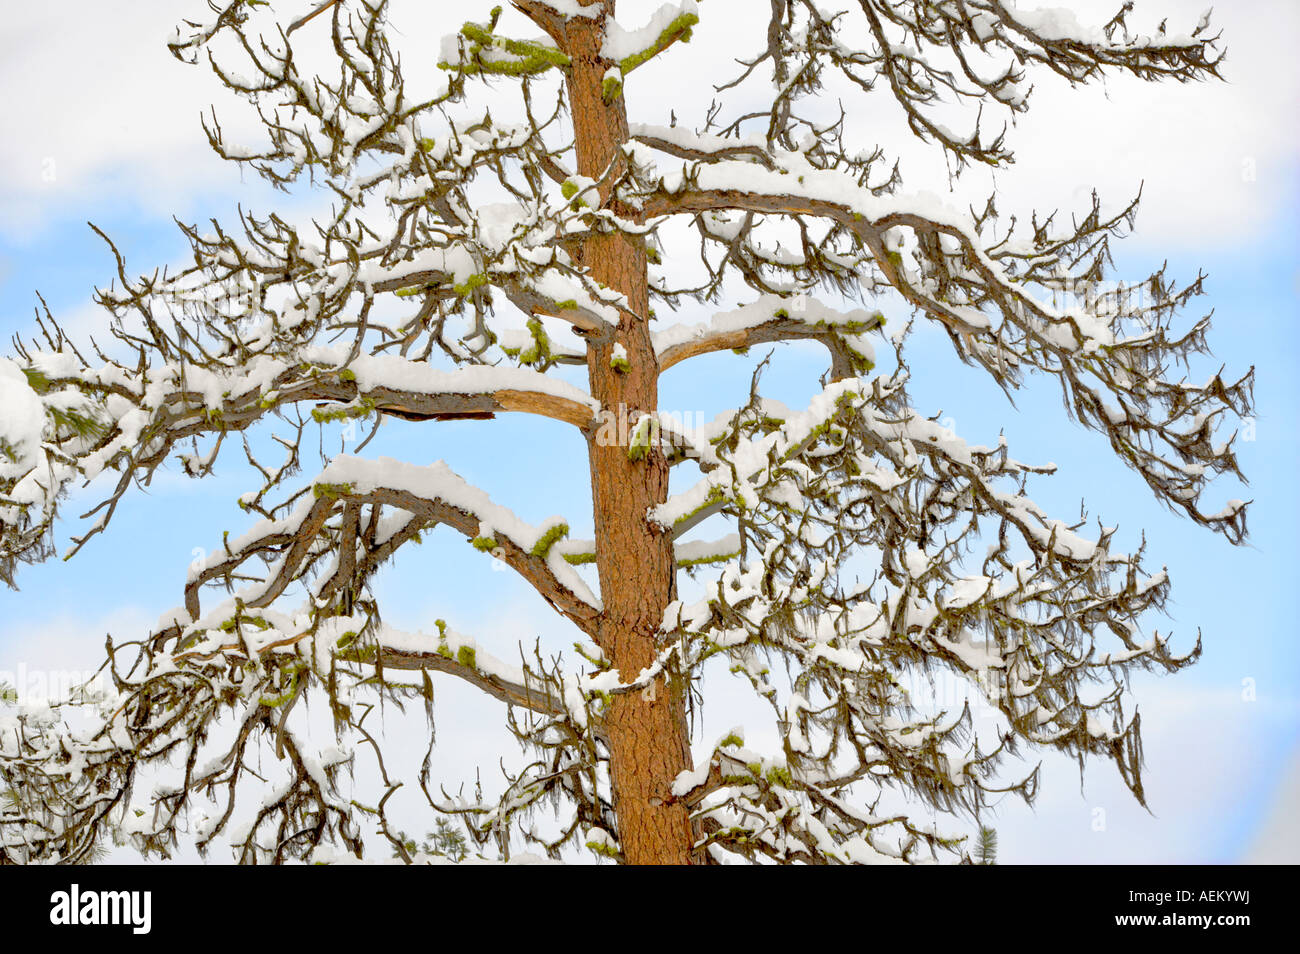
[{"left": 1, "top": 0, "right": 1297, "bottom": 863}]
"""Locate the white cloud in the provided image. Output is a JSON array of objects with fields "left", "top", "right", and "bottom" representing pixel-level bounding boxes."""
[
  {"left": 2, "top": 1, "right": 1294, "bottom": 246},
  {"left": 990, "top": 684, "right": 1300, "bottom": 863},
  {"left": 0, "top": 3, "right": 248, "bottom": 242},
  {"left": 1243, "top": 742, "right": 1300, "bottom": 863},
  {"left": 1, "top": 604, "right": 152, "bottom": 671},
  {"left": 977, "top": 0, "right": 1300, "bottom": 247}
]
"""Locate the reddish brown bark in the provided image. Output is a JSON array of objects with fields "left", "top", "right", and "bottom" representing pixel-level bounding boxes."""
[{"left": 552, "top": 2, "right": 696, "bottom": 865}]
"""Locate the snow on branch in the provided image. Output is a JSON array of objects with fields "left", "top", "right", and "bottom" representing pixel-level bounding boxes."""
[
  {"left": 631, "top": 137, "right": 1251, "bottom": 541},
  {"left": 0, "top": 0, "right": 1250, "bottom": 866},
  {"left": 654, "top": 292, "right": 881, "bottom": 379},
  {"left": 438, "top": 8, "right": 572, "bottom": 79},
  {"left": 0, "top": 337, "right": 598, "bottom": 582},
  {"left": 602, "top": 2, "right": 697, "bottom": 65},
  {"left": 720, "top": 1, "right": 1221, "bottom": 166},
  {"left": 180, "top": 454, "right": 600, "bottom": 631},
  {"left": 0, "top": 591, "right": 596, "bottom": 863},
  {"left": 648, "top": 366, "right": 1192, "bottom": 860}
]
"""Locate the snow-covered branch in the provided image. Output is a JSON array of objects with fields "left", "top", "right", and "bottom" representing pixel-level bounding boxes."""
[
  {"left": 655, "top": 293, "right": 881, "bottom": 379},
  {"left": 634, "top": 144, "right": 1250, "bottom": 540}
]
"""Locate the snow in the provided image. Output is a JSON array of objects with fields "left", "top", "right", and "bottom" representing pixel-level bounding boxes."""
[
  {"left": 299, "top": 345, "right": 599, "bottom": 411},
  {"left": 632, "top": 123, "right": 765, "bottom": 154},
  {"left": 1003, "top": 3, "right": 1198, "bottom": 47},
  {"left": 602, "top": 1, "right": 698, "bottom": 63},
  {"left": 674, "top": 533, "right": 741, "bottom": 564},
  {"left": 654, "top": 293, "right": 880, "bottom": 360},
  {"left": 314, "top": 455, "right": 601, "bottom": 610},
  {"left": 528, "top": 0, "right": 600, "bottom": 19},
  {"left": 0, "top": 358, "right": 45, "bottom": 483}
]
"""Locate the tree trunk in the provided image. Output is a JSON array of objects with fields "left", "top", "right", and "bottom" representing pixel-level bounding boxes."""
[{"left": 561, "top": 2, "right": 696, "bottom": 865}]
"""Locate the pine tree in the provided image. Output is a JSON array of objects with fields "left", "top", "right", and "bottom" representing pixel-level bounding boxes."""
[{"left": 0, "top": 1, "right": 1249, "bottom": 865}]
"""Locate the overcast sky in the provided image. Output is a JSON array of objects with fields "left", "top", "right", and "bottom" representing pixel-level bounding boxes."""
[{"left": 1, "top": 0, "right": 1297, "bottom": 864}]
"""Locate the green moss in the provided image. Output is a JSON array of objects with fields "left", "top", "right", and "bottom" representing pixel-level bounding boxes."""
[
  {"left": 573, "top": 643, "right": 610, "bottom": 672},
  {"left": 419, "top": 137, "right": 436, "bottom": 153},
  {"left": 676, "top": 548, "right": 740, "bottom": 568},
  {"left": 562, "top": 551, "right": 597, "bottom": 565},
  {"left": 312, "top": 397, "right": 376, "bottom": 423},
  {"left": 828, "top": 312, "right": 885, "bottom": 334},
  {"left": 518, "top": 316, "right": 552, "bottom": 366},
  {"left": 441, "top": 22, "right": 571, "bottom": 77},
  {"left": 530, "top": 522, "right": 569, "bottom": 558},
  {"left": 601, "top": 72, "right": 623, "bottom": 103},
  {"left": 313, "top": 481, "right": 354, "bottom": 501},
  {"left": 453, "top": 272, "right": 489, "bottom": 298},
  {"left": 585, "top": 839, "right": 620, "bottom": 860},
  {"left": 337, "top": 641, "right": 378, "bottom": 664},
  {"left": 617, "top": 11, "right": 699, "bottom": 74},
  {"left": 627, "top": 416, "right": 659, "bottom": 462},
  {"left": 765, "top": 766, "right": 793, "bottom": 787},
  {"left": 337, "top": 368, "right": 357, "bottom": 382},
  {"left": 259, "top": 663, "right": 305, "bottom": 708},
  {"left": 697, "top": 640, "right": 726, "bottom": 662},
  {"left": 718, "top": 732, "right": 744, "bottom": 749},
  {"left": 259, "top": 685, "right": 299, "bottom": 710},
  {"left": 554, "top": 299, "right": 577, "bottom": 311},
  {"left": 560, "top": 179, "right": 589, "bottom": 209},
  {"left": 470, "top": 536, "right": 498, "bottom": 552},
  {"left": 645, "top": 247, "right": 662, "bottom": 265},
  {"left": 610, "top": 352, "right": 631, "bottom": 373},
  {"left": 456, "top": 645, "right": 477, "bottom": 670},
  {"left": 673, "top": 485, "right": 728, "bottom": 526},
  {"left": 220, "top": 615, "right": 271, "bottom": 633}
]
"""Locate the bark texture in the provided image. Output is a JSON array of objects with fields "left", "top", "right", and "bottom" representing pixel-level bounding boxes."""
[{"left": 559, "top": 2, "right": 696, "bottom": 866}]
